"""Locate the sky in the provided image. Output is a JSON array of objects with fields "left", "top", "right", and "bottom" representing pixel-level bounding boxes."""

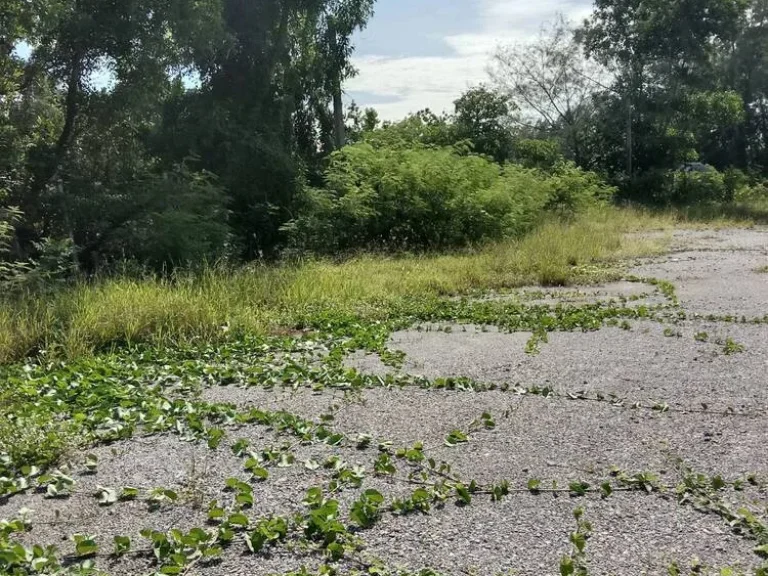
[{"left": 347, "top": 0, "right": 595, "bottom": 120}]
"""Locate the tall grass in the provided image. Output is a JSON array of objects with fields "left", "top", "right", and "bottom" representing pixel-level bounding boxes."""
[{"left": 0, "top": 207, "right": 676, "bottom": 363}]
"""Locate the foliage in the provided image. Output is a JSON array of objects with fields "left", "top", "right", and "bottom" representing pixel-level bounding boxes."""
[
  {"left": 2, "top": 0, "right": 376, "bottom": 267},
  {"left": 284, "top": 143, "right": 614, "bottom": 254},
  {"left": 363, "top": 110, "right": 456, "bottom": 150},
  {"left": 0, "top": 200, "right": 29, "bottom": 286},
  {"left": 0, "top": 207, "right": 673, "bottom": 363},
  {"left": 632, "top": 167, "right": 756, "bottom": 205},
  {"left": 513, "top": 139, "right": 565, "bottom": 171},
  {"left": 452, "top": 86, "right": 516, "bottom": 163},
  {"left": 491, "top": 16, "right": 605, "bottom": 167}
]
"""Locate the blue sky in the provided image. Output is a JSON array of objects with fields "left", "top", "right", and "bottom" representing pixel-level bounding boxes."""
[{"left": 347, "top": 0, "right": 594, "bottom": 119}]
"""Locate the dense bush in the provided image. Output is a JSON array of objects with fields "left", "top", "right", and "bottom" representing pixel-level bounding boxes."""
[
  {"left": 104, "top": 166, "right": 232, "bottom": 271},
  {"left": 669, "top": 170, "right": 731, "bottom": 204},
  {"left": 284, "top": 143, "right": 614, "bottom": 254},
  {"left": 512, "top": 139, "right": 564, "bottom": 171},
  {"left": 628, "top": 168, "right": 734, "bottom": 205}
]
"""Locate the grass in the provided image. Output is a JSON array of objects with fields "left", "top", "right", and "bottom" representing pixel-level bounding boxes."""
[
  {"left": 0, "top": 204, "right": 735, "bottom": 364},
  {"left": 664, "top": 198, "right": 768, "bottom": 227}
]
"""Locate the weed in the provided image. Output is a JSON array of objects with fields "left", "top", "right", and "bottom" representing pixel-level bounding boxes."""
[
  {"left": 722, "top": 337, "right": 746, "bottom": 355},
  {"left": 560, "top": 507, "right": 592, "bottom": 576}
]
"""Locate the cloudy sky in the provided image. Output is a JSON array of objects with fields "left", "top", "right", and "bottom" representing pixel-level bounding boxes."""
[{"left": 347, "top": 0, "right": 594, "bottom": 119}]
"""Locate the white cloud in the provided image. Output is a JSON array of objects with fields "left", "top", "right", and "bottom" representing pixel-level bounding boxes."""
[{"left": 347, "top": 0, "right": 593, "bottom": 120}]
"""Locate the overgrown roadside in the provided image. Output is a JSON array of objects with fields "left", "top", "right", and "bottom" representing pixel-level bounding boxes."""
[
  {"left": 0, "top": 224, "right": 767, "bottom": 575},
  {"left": 0, "top": 207, "right": 674, "bottom": 364}
]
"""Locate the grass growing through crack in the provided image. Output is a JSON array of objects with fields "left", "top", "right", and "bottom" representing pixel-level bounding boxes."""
[{"left": 0, "top": 207, "right": 671, "bottom": 364}]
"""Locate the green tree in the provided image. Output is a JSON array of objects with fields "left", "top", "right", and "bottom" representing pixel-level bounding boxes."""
[
  {"left": 453, "top": 85, "right": 515, "bottom": 163},
  {"left": 579, "top": 0, "right": 751, "bottom": 183}
]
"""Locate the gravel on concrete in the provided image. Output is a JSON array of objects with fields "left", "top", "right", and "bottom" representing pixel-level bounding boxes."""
[
  {"left": 347, "top": 320, "right": 768, "bottom": 412},
  {"left": 365, "top": 492, "right": 759, "bottom": 576}
]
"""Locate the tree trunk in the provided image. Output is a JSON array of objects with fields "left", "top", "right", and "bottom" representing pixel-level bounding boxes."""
[
  {"left": 333, "top": 86, "right": 345, "bottom": 149},
  {"left": 50, "top": 53, "right": 83, "bottom": 184}
]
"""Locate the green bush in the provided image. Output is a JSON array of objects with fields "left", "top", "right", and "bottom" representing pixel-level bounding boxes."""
[
  {"left": 284, "top": 143, "right": 614, "bottom": 254},
  {"left": 513, "top": 139, "right": 563, "bottom": 171},
  {"left": 103, "top": 165, "right": 231, "bottom": 271},
  {"left": 631, "top": 168, "right": 732, "bottom": 205},
  {"left": 670, "top": 170, "right": 729, "bottom": 204}
]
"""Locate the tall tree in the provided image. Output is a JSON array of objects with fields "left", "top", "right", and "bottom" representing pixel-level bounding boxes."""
[
  {"left": 579, "top": 0, "right": 750, "bottom": 177},
  {"left": 452, "top": 85, "right": 515, "bottom": 163},
  {"left": 491, "top": 17, "right": 605, "bottom": 167}
]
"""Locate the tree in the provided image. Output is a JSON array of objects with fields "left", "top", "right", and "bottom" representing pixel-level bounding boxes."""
[
  {"left": 728, "top": 0, "right": 768, "bottom": 170},
  {"left": 576, "top": 0, "right": 752, "bottom": 182},
  {"left": 321, "top": 0, "right": 375, "bottom": 149},
  {"left": 491, "top": 17, "right": 605, "bottom": 167},
  {"left": 453, "top": 86, "right": 515, "bottom": 163},
  {"left": 146, "top": 0, "right": 376, "bottom": 257}
]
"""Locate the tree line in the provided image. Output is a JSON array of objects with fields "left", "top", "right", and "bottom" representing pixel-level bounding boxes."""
[{"left": 1, "top": 0, "right": 767, "bottom": 276}]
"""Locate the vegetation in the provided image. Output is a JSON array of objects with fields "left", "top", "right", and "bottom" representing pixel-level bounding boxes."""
[
  {"left": 0, "top": 207, "right": 671, "bottom": 364},
  {"left": 2, "top": 1, "right": 768, "bottom": 574},
  {"left": 2, "top": 0, "right": 768, "bottom": 274}
]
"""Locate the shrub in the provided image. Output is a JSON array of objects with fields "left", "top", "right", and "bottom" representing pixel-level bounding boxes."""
[
  {"left": 630, "top": 168, "right": 731, "bottom": 205},
  {"left": 284, "top": 143, "right": 614, "bottom": 254},
  {"left": 104, "top": 165, "right": 231, "bottom": 271},
  {"left": 513, "top": 139, "right": 563, "bottom": 171},
  {"left": 670, "top": 170, "right": 729, "bottom": 204},
  {"left": 0, "top": 200, "right": 29, "bottom": 287}
]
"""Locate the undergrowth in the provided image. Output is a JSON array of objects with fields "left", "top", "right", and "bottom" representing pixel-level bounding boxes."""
[{"left": 0, "top": 207, "right": 673, "bottom": 364}]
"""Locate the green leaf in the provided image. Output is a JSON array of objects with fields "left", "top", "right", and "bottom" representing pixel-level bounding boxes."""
[
  {"left": 711, "top": 475, "right": 726, "bottom": 491},
  {"left": 121, "top": 486, "right": 139, "bottom": 500},
  {"left": 73, "top": 535, "right": 98, "bottom": 557},
  {"left": 455, "top": 483, "right": 471, "bottom": 505},
  {"left": 228, "top": 513, "right": 249, "bottom": 528},
  {"left": 207, "top": 428, "right": 225, "bottom": 449},
  {"left": 246, "top": 531, "right": 265, "bottom": 554},
  {"left": 231, "top": 439, "right": 250, "bottom": 456},
  {"left": 208, "top": 505, "right": 226, "bottom": 521},
  {"left": 570, "top": 531, "right": 587, "bottom": 553},
  {"left": 364, "top": 489, "right": 384, "bottom": 503},
  {"left": 527, "top": 478, "right": 541, "bottom": 493},
  {"left": 444, "top": 429, "right": 469, "bottom": 447},
  {"left": 250, "top": 467, "right": 269, "bottom": 481},
  {"left": 560, "top": 555, "right": 575, "bottom": 576},
  {"left": 236, "top": 492, "right": 254, "bottom": 508},
  {"left": 325, "top": 433, "right": 344, "bottom": 446},
  {"left": 113, "top": 535, "right": 131, "bottom": 557},
  {"left": 568, "top": 481, "right": 590, "bottom": 497}
]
